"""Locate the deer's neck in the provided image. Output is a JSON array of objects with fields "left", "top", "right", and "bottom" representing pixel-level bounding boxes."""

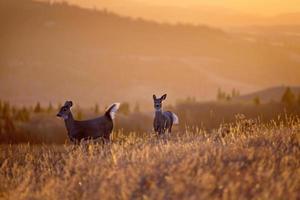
[
  {"left": 64, "top": 112, "right": 75, "bottom": 136},
  {"left": 155, "top": 109, "right": 163, "bottom": 118}
]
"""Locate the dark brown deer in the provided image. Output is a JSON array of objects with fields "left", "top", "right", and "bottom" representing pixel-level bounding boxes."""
[
  {"left": 57, "top": 101, "right": 120, "bottom": 143},
  {"left": 153, "top": 94, "right": 179, "bottom": 135}
]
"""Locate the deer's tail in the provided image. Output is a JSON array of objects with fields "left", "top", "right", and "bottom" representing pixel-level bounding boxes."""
[
  {"left": 171, "top": 112, "right": 179, "bottom": 124},
  {"left": 105, "top": 103, "right": 120, "bottom": 120}
]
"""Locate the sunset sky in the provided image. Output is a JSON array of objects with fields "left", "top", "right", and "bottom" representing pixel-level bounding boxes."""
[
  {"left": 50, "top": 0, "right": 300, "bottom": 16},
  {"left": 132, "top": 0, "right": 300, "bottom": 15}
]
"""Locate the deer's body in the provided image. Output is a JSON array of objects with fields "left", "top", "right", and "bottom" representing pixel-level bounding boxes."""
[
  {"left": 64, "top": 113, "right": 113, "bottom": 142},
  {"left": 153, "top": 94, "right": 179, "bottom": 135},
  {"left": 154, "top": 110, "right": 174, "bottom": 134},
  {"left": 57, "top": 101, "right": 120, "bottom": 143}
]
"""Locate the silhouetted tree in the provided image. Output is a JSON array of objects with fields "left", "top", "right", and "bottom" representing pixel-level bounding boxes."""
[
  {"left": 76, "top": 108, "right": 83, "bottom": 120},
  {"left": 15, "top": 107, "right": 30, "bottom": 122},
  {"left": 253, "top": 96, "right": 260, "bottom": 106},
  {"left": 226, "top": 94, "right": 231, "bottom": 102},
  {"left": 281, "top": 87, "right": 295, "bottom": 106},
  {"left": 297, "top": 93, "right": 300, "bottom": 106},
  {"left": 34, "top": 102, "right": 42, "bottom": 113},
  {"left": 186, "top": 97, "right": 196, "bottom": 103},
  {"left": 94, "top": 103, "right": 99, "bottom": 114},
  {"left": 217, "top": 88, "right": 237, "bottom": 101},
  {"left": 21, "top": 107, "right": 30, "bottom": 121},
  {"left": 231, "top": 88, "right": 240, "bottom": 98},
  {"left": 57, "top": 102, "right": 62, "bottom": 111},
  {"left": 47, "top": 102, "right": 53, "bottom": 113},
  {"left": 4, "top": 117, "right": 15, "bottom": 133},
  {"left": 217, "top": 88, "right": 226, "bottom": 101},
  {"left": 133, "top": 102, "right": 140, "bottom": 113},
  {"left": 2, "top": 102, "right": 11, "bottom": 118}
]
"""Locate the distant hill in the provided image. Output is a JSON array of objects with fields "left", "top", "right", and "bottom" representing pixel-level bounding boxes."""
[
  {"left": 1, "top": 0, "right": 300, "bottom": 107},
  {"left": 39, "top": 0, "right": 300, "bottom": 27},
  {"left": 269, "top": 13, "right": 300, "bottom": 26},
  {"left": 235, "top": 86, "right": 300, "bottom": 103}
]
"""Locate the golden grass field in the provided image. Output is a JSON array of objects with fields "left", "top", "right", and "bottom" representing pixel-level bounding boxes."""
[{"left": 0, "top": 117, "right": 299, "bottom": 200}]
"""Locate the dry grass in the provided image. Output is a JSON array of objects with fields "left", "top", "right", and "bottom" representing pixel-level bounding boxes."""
[{"left": 0, "top": 118, "right": 299, "bottom": 200}]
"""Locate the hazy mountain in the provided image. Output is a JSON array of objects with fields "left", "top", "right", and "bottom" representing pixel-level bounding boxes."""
[
  {"left": 234, "top": 86, "right": 300, "bottom": 103},
  {"left": 39, "top": 0, "right": 300, "bottom": 27},
  {"left": 1, "top": 0, "right": 300, "bottom": 108}
]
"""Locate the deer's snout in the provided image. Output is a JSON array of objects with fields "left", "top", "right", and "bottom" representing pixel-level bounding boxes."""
[
  {"left": 56, "top": 113, "right": 62, "bottom": 117},
  {"left": 154, "top": 103, "right": 161, "bottom": 109}
]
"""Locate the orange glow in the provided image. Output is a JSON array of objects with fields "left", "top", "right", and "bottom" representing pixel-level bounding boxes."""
[
  {"left": 1, "top": 0, "right": 300, "bottom": 107},
  {"left": 44, "top": 0, "right": 300, "bottom": 26}
]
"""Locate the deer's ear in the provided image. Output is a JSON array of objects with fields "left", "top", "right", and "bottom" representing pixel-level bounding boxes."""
[
  {"left": 66, "top": 101, "right": 73, "bottom": 107},
  {"left": 153, "top": 95, "right": 156, "bottom": 100},
  {"left": 161, "top": 94, "right": 167, "bottom": 100}
]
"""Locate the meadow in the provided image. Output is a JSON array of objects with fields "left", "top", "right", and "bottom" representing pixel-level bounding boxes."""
[
  {"left": 0, "top": 116, "right": 299, "bottom": 200},
  {"left": 2, "top": 1, "right": 300, "bottom": 199}
]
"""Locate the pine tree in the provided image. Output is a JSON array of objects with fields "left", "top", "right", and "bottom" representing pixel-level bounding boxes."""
[
  {"left": 47, "top": 102, "right": 53, "bottom": 113},
  {"left": 15, "top": 107, "right": 30, "bottom": 122},
  {"left": 76, "top": 107, "right": 83, "bottom": 120},
  {"left": 21, "top": 107, "right": 30, "bottom": 121},
  {"left": 232, "top": 88, "right": 237, "bottom": 98},
  {"left": 134, "top": 102, "right": 140, "bottom": 113},
  {"left": 226, "top": 94, "right": 231, "bottom": 102},
  {"left": 217, "top": 88, "right": 222, "bottom": 101},
  {"left": 34, "top": 102, "right": 42, "bottom": 113},
  {"left": 217, "top": 88, "right": 225, "bottom": 101},
  {"left": 94, "top": 103, "right": 99, "bottom": 114},
  {"left": 4, "top": 117, "right": 15, "bottom": 133},
  {"left": 2, "top": 102, "right": 11, "bottom": 118},
  {"left": 253, "top": 96, "right": 260, "bottom": 106},
  {"left": 281, "top": 87, "right": 295, "bottom": 106}
]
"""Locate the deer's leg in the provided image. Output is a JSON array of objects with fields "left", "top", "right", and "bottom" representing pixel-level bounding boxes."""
[
  {"left": 168, "top": 124, "right": 172, "bottom": 133},
  {"left": 163, "top": 119, "right": 170, "bottom": 133},
  {"left": 162, "top": 120, "right": 168, "bottom": 134},
  {"left": 159, "top": 126, "right": 163, "bottom": 135}
]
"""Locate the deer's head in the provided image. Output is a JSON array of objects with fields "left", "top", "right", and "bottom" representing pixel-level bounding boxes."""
[
  {"left": 56, "top": 101, "right": 73, "bottom": 120},
  {"left": 153, "top": 94, "right": 167, "bottom": 111}
]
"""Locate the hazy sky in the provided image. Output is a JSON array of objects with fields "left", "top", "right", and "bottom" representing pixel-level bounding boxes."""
[
  {"left": 136, "top": 0, "right": 300, "bottom": 15},
  {"left": 55, "top": 0, "right": 300, "bottom": 16}
]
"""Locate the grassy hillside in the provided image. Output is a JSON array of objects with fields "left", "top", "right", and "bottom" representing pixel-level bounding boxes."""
[
  {"left": 0, "top": 119, "right": 299, "bottom": 199},
  {"left": 1, "top": 0, "right": 300, "bottom": 106}
]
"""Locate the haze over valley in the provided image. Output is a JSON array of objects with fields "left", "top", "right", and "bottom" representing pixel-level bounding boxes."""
[{"left": 1, "top": 0, "right": 300, "bottom": 107}]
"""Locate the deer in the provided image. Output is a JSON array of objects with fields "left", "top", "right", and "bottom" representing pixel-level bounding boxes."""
[
  {"left": 153, "top": 94, "right": 179, "bottom": 135},
  {"left": 56, "top": 101, "right": 120, "bottom": 143}
]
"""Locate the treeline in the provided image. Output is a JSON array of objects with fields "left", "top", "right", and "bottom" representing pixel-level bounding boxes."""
[
  {"left": 0, "top": 101, "right": 30, "bottom": 141},
  {"left": 1, "top": 87, "right": 300, "bottom": 144},
  {"left": 174, "top": 100, "right": 300, "bottom": 131},
  {"left": 217, "top": 87, "right": 300, "bottom": 106}
]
